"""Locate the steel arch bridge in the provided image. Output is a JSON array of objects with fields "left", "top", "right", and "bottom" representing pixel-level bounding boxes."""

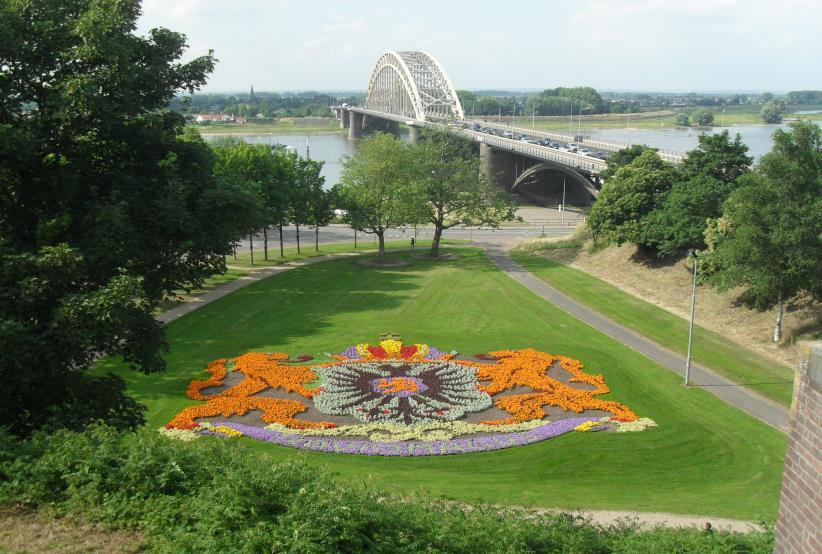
[{"left": 364, "top": 51, "right": 464, "bottom": 122}]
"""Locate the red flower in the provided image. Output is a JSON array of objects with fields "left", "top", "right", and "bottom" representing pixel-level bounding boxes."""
[
  {"left": 368, "top": 345, "right": 387, "bottom": 358},
  {"left": 400, "top": 345, "right": 418, "bottom": 358}
]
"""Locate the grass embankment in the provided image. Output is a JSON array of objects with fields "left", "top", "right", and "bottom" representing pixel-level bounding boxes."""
[
  {"left": 189, "top": 117, "right": 345, "bottom": 135},
  {"left": 512, "top": 240, "right": 795, "bottom": 406},
  {"left": 99, "top": 247, "right": 786, "bottom": 520},
  {"left": 500, "top": 104, "right": 822, "bottom": 133}
]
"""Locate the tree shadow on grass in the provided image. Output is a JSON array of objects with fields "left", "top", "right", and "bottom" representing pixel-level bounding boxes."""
[{"left": 97, "top": 248, "right": 498, "bottom": 404}]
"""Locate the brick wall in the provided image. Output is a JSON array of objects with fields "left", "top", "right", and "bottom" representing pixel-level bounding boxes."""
[{"left": 774, "top": 342, "right": 822, "bottom": 553}]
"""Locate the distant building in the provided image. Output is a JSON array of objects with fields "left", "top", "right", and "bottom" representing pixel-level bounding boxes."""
[{"left": 195, "top": 113, "right": 243, "bottom": 123}]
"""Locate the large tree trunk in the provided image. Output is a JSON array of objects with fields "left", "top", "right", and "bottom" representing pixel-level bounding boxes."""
[
  {"left": 377, "top": 231, "right": 386, "bottom": 263},
  {"left": 315, "top": 227, "right": 319, "bottom": 252},
  {"left": 248, "top": 233, "right": 254, "bottom": 265},
  {"left": 295, "top": 223, "right": 301, "bottom": 254},
  {"left": 278, "top": 225, "right": 284, "bottom": 258},
  {"left": 773, "top": 294, "right": 784, "bottom": 343},
  {"left": 263, "top": 227, "right": 268, "bottom": 260},
  {"left": 430, "top": 223, "right": 444, "bottom": 258}
]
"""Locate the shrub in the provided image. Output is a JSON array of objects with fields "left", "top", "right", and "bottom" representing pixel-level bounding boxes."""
[{"left": 0, "top": 426, "right": 774, "bottom": 553}]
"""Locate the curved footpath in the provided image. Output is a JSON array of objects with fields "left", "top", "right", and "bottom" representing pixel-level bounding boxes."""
[
  {"left": 156, "top": 246, "right": 787, "bottom": 531},
  {"left": 481, "top": 244, "right": 790, "bottom": 432}
]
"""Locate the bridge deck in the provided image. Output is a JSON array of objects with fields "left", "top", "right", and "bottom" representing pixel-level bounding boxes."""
[
  {"left": 336, "top": 106, "right": 684, "bottom": 168},
  {"left": 339, "top": 106, "right": 607, "bottom": 174}
]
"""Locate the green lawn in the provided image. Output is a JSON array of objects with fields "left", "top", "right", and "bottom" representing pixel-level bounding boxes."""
[
  {"left": 99, "top": 248, "right": 786, "bottom": 520},
  {"left": 511, "top": 250, "right": 794, "bottom": 406},
  {"left": 158, "top": 240, "right": 447, "bottom": 311}
]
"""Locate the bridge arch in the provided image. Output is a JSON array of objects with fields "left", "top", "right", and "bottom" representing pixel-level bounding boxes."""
[
  {"left": 364, "top": 51, "right": 464, "bottom": 122},
  {"left": 511, "top": 162, "right": 599, "bottom": 200}
]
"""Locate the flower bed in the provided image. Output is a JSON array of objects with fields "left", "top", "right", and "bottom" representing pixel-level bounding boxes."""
[
  {"left": 164, "top": 338, "right": 655, "bottom": 455},
  {"left": 206, "top": 417, "right": 603, "bottom": 456}
]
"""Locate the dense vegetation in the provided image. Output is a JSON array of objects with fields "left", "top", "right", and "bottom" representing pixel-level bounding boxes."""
[
  {"left": 587, "top": 122, "right": 821, "bottom": 342},
  {"left": 170, "top": 89, "right": 359, "bottom": 119},
  {"left": 0, "top": 425, "right": 774, "bottom": 553},
  {"left": 0, "top": 0, "right": 243, "bottom": 434},
  {"left": 337, "top": 130, "right": 516, "bottom": 260}
]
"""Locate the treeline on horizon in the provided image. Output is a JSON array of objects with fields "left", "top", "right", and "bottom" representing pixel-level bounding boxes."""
[{"left": 174, "top": 87, "right": 822, "bottom": 120}]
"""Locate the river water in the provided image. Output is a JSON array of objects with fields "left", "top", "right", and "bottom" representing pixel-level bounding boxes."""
[{"left": 203, "top": 122, "right": 813, "bottom": 188}]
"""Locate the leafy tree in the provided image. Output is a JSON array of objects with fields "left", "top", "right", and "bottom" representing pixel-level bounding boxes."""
[
  {"left": 692, "top": 108, "right": 714, "bottom": 126},
  {"left": 587, "top": 151, "right": 680, "bottom": 246},
  {"left": 0, "top": 0, "right": 238, "bottom": 433},
  {"left": 640, "top": 175, "right": 732, "bottom": 256},
  {"left": 600, "top": 145, "right": 657, "bottom": 180},
  {"left": 705, "top": 121, "right": 822, "bottom": 342},
  {"left": 412, "top": 129, "right": 517, "bottom": 257},
  {"left": 338, "top": 133, "right": 420, "bottom": 263},
  {"left": 640, "top": 131, "right": 752, "bottom": 256},
  {"left": 680, "top": 130, "right": 752, "bottom": 184},
  {"left": 210, "top": 142, "right": 268, "bottom": 263},
  {"left": 289, "top": 159, "right": 321, "bottom": 254},
  {"left": 306, "top": 164, "right": 333, "bottom": 251},
  {"left": 675, "top": 113, "right": 690, "bottom": 126},
  {"left": 265, "top": 147, "right": 298, "bottom": 257},
  {"left": 760, "top": 101, "right": 784, "bottom": 124}
]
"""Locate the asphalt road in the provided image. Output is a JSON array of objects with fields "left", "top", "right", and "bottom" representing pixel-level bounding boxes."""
[{"left": 233, "top": 223, "right": 577, "bottom": 254}]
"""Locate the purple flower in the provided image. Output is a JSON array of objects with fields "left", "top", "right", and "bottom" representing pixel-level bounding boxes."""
[{"left": 209, "top": 418, "right": 603, "bottom": 457}]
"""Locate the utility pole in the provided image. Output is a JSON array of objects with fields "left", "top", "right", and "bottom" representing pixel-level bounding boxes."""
[
  {"left": 685, "top": 249, "right": 699, "bottom": 385},
  {"left": 561, "top": 175, "right": 566, "bottom": 226},
  {"left": 569, "top": 100, "right": 573, "bottom": 139}
]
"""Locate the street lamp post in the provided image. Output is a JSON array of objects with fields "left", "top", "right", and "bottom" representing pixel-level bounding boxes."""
[
  {"left": 685, "top": 249, "right": 699, "bottom": 385},
  {"left": 560, "top": 175, "right": 567, "bottom": 226}
]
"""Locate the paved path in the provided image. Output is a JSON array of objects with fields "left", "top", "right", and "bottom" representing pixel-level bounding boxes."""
[{"left": 482, "top": 244, "right": 790, "bottom": 432}]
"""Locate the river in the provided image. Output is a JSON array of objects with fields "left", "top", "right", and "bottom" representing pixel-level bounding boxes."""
[{"left": 203, "top": 122, "right": 812, "bottom": 188}]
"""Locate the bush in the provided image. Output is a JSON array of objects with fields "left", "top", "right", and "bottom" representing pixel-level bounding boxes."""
[
  {"left": 675, "top": 113, "right": 690, "bottom": 126},
  {"left": 0, "top": 426, "right": 774, "bottom": 553},
  {"left": 692, "top": 108, "right": 714, "bottom": 126}
]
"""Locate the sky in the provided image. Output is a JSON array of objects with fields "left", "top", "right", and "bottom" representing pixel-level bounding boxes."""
[{"left": 136, "top": 0, "right": 822, "bottom": 93}]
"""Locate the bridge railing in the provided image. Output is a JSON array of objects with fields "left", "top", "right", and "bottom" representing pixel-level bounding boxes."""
[
  {"left": 465, "top": 118, "right": 685, "bottom": 164},
  {"left": 458, "top": 129, "right": 607, "bottom": 174}
]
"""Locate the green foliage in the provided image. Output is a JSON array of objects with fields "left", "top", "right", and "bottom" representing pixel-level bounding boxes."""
[
  {"left": 600, "top": 144, "right": 657, "bottom": 180},
  {"left": 675, "top": 113, "right": 690, "bottom": 126},
  {"left": 786, "top": 90, "right": 822, "bottom": 104},
  {"left": 587, "top": 151, "right": 680, "bottom": 246},
  {"left": 680, "top": 130, "right": 753, "bottom": 185},
  {"left": 594, "top": 132, "right": 752, "bottom": 257},
  {"left": 412, "top": 129, "right": 517, "bottom": 256},
  {"left": 760, "top": 101, "right": 784, "bottom": 124},
  {"left": 526, "top": 87, "right": 607, "bottom": 115},
  {"left": 692, "top": 108, "right": 715, "bottom": 126},
  {"left": 0, "top": 0, "right": 236, "bottom": 433},
  {"left": 638, "top": 131, "right": 753, "bottom": 256},
  {"left": 705, "top": 121, "right": 822, "bottom": 339},
  {"left": 338, "top": 133, "right": 422, "bottom": 261},
  {"left": 0, "top": 425, "right": 774, "bottom": 553}
]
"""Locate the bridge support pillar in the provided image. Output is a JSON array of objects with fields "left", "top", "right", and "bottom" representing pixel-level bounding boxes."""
[
  {"left": 409, "top": 125, "right": 421, "bottom": 144},
  {"left": 348, "top": 111, "right": 362, "bottom": 140},
  {"left": 340, "top": 110, "right": 349, "bottom": 129},
  {"left": 480, "top": 143, "right": 517, "bottom": 190}
]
